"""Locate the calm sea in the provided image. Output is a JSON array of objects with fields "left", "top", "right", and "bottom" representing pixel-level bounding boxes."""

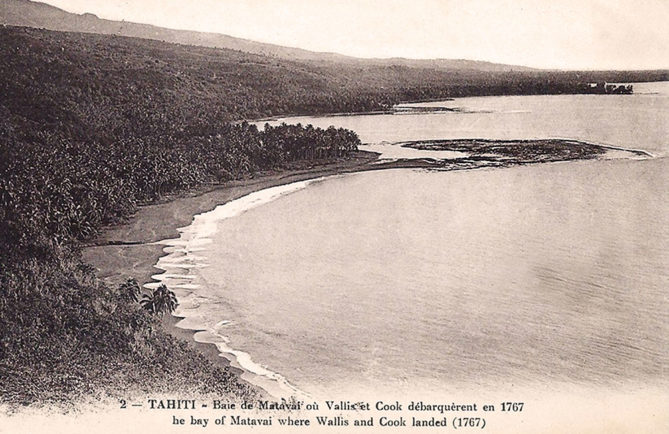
[{"left": 156, "top": 83, "right": 669, "bottom": 424}]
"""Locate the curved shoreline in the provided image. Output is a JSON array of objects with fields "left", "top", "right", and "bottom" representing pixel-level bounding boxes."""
[
  {"left": 151, "top": 178, "right": 333, "bottom": 400},
  {"left": 82, "top": 140, "right": 649, "bottom": 399},
  {"left": 82, "top": 152, "right": 382, "bottom": 397}
]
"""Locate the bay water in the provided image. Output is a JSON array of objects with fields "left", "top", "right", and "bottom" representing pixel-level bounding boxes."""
[{"left": 156, "top": 82, "right": 669, "bottom": 429}]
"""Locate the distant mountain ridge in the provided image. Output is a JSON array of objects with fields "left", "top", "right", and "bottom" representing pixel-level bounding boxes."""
[{"left": 0, "top": 0, "right": 533, "bottom": 71}]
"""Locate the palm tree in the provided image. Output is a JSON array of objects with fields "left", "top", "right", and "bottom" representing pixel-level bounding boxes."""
[
  {"left": 119, "top": 278, "right": 141, "bottom": 303},
  {"left": 141, "top": 284, "right": 178, "bottom": 316}
]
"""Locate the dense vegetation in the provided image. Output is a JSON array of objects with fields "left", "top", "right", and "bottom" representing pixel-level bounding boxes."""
[
  {"left": 0, "top": 27, "right": 362, "bottom": 407},
  {"left": 1, "top": 27, "right": 667, "bottom": 124},
  {"left": 0, "top": 25, "right": 666, "bottom": 407},
  {"left": 0, "top": 121, "right": 359, "bottom": 257},
  {"left": 0, "top": 256, "right": 257, "bottom": 405}
]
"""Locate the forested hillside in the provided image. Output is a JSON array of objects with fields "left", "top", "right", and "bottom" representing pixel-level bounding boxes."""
[
  {"left": 2, "top": 26, "right": 667, "bottom": 128},
  {"left": 0, "top": 25, "right": 667, "bottom": 406},
  {"left": 0, "top": 26, "right": 365, "bottom": 406}
]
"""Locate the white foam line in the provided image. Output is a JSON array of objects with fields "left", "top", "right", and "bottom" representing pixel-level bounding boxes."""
[
  {"left": 169, "top": 247, "right": 208, "bottom": 253},
  {"left": 149, "top": 176, "right": 332, "bottom": 399},
  {"left": 158, "top": 263, "right": 208, "bottom": 269},
  {"left": 160, "top": 254, "right": 207, "bottom": 262},
  {"left": 213, "top": 342, "right": 309, "bottom": 399},
  {"left": 169, "top": 283, "right": 201, "bottom": 290},
  {"left": 152, "top": 273, "right": 197, "bottom": 280}
]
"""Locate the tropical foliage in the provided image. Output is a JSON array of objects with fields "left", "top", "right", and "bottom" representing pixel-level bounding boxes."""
[
  {"left": 0, "top": 253, "right": 257, "bottom": 406},
  {"left": 141, "top": 284, "right": 179, "bottom": 316},
  {"left": 119, "top": 278, "right": 142, "bottom": 303},
  {"left": 0, "top": 121, "right": 360, "bottom": 259},
  {"left": 0, "top": 25, "right": 665, "bottom": 406},
  {"left": 0, "top": 26, "right": 366, "bottom": 407}
]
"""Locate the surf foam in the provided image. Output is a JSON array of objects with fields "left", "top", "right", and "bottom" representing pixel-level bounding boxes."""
[{"left": 149, "top": 178, "right": 331, "bottom": 399}]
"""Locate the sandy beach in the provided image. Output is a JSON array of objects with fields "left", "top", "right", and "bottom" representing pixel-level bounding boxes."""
[
  {"left": 81, "top": 139, "right": 644, "bottom": 397},
  {"left": 81, "top": 151, "right": 384, "bottom": 379}
]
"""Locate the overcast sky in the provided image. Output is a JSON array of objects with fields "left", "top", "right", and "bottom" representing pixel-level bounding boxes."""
[{"left": 41, "top": 0, "right": 669, "bottom": 70}]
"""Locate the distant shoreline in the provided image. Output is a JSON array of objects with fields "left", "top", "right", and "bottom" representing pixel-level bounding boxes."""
[{"left": 83, "top": 139, "right": 648, "bottom": 398}]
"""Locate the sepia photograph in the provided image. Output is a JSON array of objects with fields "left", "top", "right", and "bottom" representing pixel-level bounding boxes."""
[{"left": 0, "top": 0, "right": 668, "bottom": 432}]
